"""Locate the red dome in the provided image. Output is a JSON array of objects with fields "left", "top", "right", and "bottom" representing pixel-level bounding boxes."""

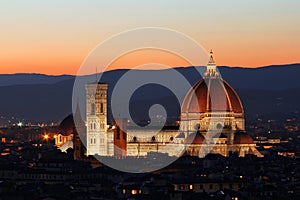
[
  {"left": 234, "top": 132, "right": 254, "bottom": 144},
  {"left": 184, "top": 131, "right": 205, "bottom": 145},
  {"left": 182, "top": 77, "right": 243, "bottom": 113}
]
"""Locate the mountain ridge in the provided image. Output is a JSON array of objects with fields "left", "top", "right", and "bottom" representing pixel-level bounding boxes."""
[{"left": 0, "top": 64, "right": 299, "bottom": 122}]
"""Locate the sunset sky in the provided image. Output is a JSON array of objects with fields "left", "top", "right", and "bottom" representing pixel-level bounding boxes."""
[{"left": 0, "top": 0, "right": 299, "bottom": 75}]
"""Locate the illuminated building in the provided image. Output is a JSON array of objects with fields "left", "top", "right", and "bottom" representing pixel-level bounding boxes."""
[{"left": 83, "top": 51, "right": 263, "bottom": 158}]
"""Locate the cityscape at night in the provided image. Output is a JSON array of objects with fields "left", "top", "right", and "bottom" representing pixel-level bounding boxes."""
[{"left": 1, "top": 0, "right": 300, "bottom": 199}]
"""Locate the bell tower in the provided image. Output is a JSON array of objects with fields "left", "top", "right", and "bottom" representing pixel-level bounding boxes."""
[{"left": 86, "top": 83, "right": 108, "bottom": 156}]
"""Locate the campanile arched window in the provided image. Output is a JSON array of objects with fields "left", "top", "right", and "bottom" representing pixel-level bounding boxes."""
[
  {"left": 91, "top": 103, "right": 95, "bottom": 115},
  {"left": 100, "top": 103, "right": 104, "bottom": 113}
]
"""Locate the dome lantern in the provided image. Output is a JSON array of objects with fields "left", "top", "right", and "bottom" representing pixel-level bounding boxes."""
[
  {"left": 181, "top": 50, "right": 245, "bottom": 132},
  {"left": 205, "top": 50, "right": 219, "bottom": 78}
]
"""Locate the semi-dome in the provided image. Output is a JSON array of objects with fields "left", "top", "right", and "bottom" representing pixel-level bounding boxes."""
[
  {"left": 234, "top": 132, "right": 254, "bottom": 144},
  {"left": 184, "top": 131, "right": 205, "bottom": 145},
  {"left": 58, "top": 104, "right": 85, "bottom": 136},
  {"left": 58, "top": 114, "right": 75, "bottom": 136}
]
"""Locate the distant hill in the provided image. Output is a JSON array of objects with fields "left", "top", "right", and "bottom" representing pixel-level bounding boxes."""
[
  {"left": 0, "top": 73, "right": 73, "bottom": 87},
  {"left": 0, "top": 79, "right": 74, "bottom": 122},
  {"left": 0, "top": 64, "right": 299, "bottom": 122},
  {"left": 1, "top": 64, "right": 300, "bottom": 90},
  {"left": 218, "top": 64, "right": 300, "bottom": 90}
]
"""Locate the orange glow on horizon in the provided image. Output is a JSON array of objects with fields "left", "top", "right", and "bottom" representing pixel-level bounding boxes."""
[
  {"left": 1, "top": 44, "right": 299, "bottom": 75},
  {"left": 104, "top": 49, "right": 194, "bottom": 72}
]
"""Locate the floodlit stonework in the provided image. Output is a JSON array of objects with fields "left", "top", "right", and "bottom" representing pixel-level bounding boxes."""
[{"left": 82, "top": 51, "right": 263, "bottom": 158}]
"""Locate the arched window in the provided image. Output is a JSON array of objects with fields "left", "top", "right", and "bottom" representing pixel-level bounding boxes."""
[
  {"left": 100, "top": 103, "right": 104, "bottom": 113},
  {"left": 91, "top": 103, "right": 95, "bottom": 115},
  {"left": 133, "top": 136, "right": 137, "bottom": 142},
  {"left": 151, "top": 136, "right": 156, "bottom": 142},
  {"left": 94, "top": 123, "right": 96, "bottom": 129},
  {"left": 94, "top": 138, "right": 96, "bottom": 144}
]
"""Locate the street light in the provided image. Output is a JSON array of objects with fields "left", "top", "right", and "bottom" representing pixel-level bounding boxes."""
[{"left": 43, "top": 134, "right": 49, "bottom": 140}]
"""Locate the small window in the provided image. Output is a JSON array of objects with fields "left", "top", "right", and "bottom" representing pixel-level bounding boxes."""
[
  {"left": 216, "top": 123, "right": 223, "bottom": 129},
  {"left": 179, "top": 185, "right": 185, "bottom": 190},
  {"left": 116, "top": 127, "right": 120, "bottom": 140}
]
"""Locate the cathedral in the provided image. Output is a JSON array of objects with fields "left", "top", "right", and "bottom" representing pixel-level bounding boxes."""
[{"left": 83, "top": 51, "right": 263, "bottom": 158}]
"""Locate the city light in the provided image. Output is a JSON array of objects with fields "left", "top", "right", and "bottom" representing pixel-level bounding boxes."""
[
  {"left": 131, "top": 190, "right": 138, "bottom": 195},
  {"left": 17, "top": 122, "right": 23, "bottom": 127}
]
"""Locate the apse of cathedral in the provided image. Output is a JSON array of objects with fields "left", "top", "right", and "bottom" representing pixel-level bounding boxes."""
[{"left": 57, "top": 51, "right": 263, "bottom": 158}]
